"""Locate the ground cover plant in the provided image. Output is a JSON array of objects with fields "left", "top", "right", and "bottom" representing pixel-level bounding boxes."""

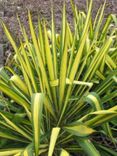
[{"left": 0, "top": 0, "right": 117, "bottom": 155}]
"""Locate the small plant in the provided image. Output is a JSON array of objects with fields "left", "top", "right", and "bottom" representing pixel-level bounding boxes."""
[{"left": 0, "top": 0, "right": 117, "bottom": 155}]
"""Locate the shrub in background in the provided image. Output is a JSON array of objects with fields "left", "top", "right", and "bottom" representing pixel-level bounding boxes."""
[{"left": 0, "top": 0, "right": 117, "bottom": 155}]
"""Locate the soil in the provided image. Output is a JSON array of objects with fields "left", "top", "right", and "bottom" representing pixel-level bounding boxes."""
[{"left": 0, "top": 0, "right": 117, "bottom": 62}]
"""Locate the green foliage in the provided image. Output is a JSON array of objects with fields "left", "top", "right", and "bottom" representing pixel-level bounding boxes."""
[{"left": 0, "top": 0, "right": 117, "bottom": 155}]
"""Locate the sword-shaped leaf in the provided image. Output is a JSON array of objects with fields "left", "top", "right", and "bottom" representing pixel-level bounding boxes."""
[
  {"left": 31, "top": 93, "right": 44, "bottom": 156},
  {"left": 48, "top": 127, "right": 60, "bottom": 156}
]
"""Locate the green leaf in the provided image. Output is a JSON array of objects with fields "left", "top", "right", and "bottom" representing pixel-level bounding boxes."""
[
  {"left": 64, "top": 122, "right": 95, "bottom": 137},
  {"left": 23, "top": 144, "right": 33, "bottom": 156},
  {"left": 59, "top": 25, "right": 68, "bottom": 110},
  {"left": 0, "top": 131, "right": 29, "bottom": 143},
  {"left": 77, "top": 138, "right": 100, "bottom": 156},
  {"left": 60, "top": 149, "right": 70, "bottom": 156},
  {"left": 28, "top": 11, "right": 52, "bottom": 100},
  {"left": 0, "top": 112, "right": 32, "bottom": 141},
  {"left": 10, "top": 74, "right": 29, "bottom": 96},
  {"left": 31, "top": 93, "right": 44, "bottom": 156},
  {"left": 0, "top": 82, "right": 30, "bottom": 110},
  {"left": 85, "top": 92, "right": 102, "bottom": 110},
  {"left": 48, "top": 127, "right": 60, "bottom": 156},
  {"left": 85, "top": 106, "right": 117, "bottom": 127},
  {"left": 0, "top": 149, "right": 23, "bottom": 156}
]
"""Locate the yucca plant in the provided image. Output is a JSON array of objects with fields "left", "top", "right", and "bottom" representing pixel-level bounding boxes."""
[{"left": 0, "top": 0, "right": 117, "bottom": 155}]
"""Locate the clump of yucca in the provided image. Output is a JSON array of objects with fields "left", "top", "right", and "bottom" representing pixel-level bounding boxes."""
[{"left": 0, "top": 0, "right": 117, "bottom": 155}]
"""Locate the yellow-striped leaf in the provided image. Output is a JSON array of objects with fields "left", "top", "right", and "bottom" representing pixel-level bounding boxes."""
[
  {"left": 60, "top": 149, "right": 70, "bottom": 156},
  {"left": 48, "top": 127, "right": 60, "bottom": 156},
  {"left": 31, "top": 93, "right": 44, "bottom": 156}
]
